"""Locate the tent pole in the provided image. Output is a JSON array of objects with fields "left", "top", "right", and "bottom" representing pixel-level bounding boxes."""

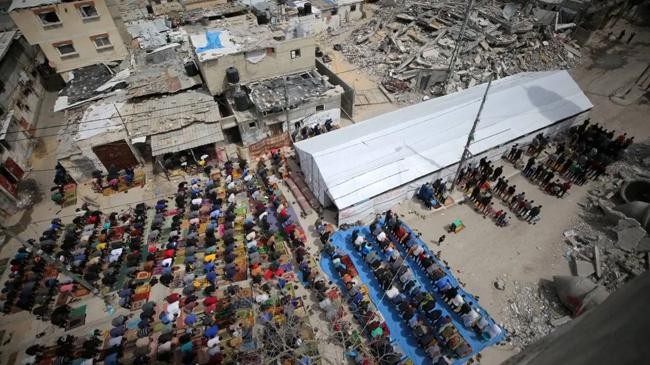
[{"left": 450, "top": 74, "right": 493, "bottom": 191}]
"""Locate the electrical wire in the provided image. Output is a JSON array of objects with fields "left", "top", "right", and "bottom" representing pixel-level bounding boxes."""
[
  {"left": 2, "top": 100, "right": 225, "bottom": 142},
  {"left": 1, "top": 98, "right": 220, "bottom": 137}
]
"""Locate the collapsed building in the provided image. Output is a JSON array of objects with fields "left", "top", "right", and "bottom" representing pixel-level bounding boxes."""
[{"left": 334, "top": 0, "right": 590, "bottom": 102}]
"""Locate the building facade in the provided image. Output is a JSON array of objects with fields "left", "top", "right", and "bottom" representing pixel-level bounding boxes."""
[
  {"left": 0, "top": 30, "right": 45, "bottom": 216},
  {"left": 190, "top": 24, "right": 316, "bottom": 95},
  {"left": 9, "top": 0, "right": 128, "bottom": 73}
]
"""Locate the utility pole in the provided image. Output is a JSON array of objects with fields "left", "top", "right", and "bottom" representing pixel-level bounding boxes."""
[
  {"left": 444, "top": 0, "right": 474, "bottom": 91},
  {"left": 1, "top": 225, "right": 100, "bottom": 296},
  {"left": 450, "top": 74, "right": 493, "bottom": 191}
]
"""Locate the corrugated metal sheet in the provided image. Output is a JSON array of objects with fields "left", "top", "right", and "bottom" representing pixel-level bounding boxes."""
[
  {"left": 123, "top": 90, "right": 221, "bottom": 137},
  {"left": 150, "top": 122, "right": 224, "bottom": 156}
]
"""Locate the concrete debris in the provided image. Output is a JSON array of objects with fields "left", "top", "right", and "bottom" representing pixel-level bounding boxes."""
[
  {"left": 573, "top": 258, "right": 595, "bottom": 278},
  {"left": 553, "top": 276, "right": 608, "bottom": 316},
  {"left": 594, "top": 246, "right": 602, "bottom": 279},
  {"left": 494, "top": 279, "right": 506, "bottom": 290},
  {"left": 613, "top": 218, "right": 647, "bottom": 252},
  {"left": 334, "top": 0, "right": 581, "bottom": 102},
  {"left": 549, "top": 315, "right": 572, "bottom": 327},
  {"left": 502, "top": 281, "right": 569, "bottom": 348},
  {"left": 570, "top": 141, "right": 650, "bottom": 291}
]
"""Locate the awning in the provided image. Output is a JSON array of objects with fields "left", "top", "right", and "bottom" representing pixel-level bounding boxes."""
[{"left": 150, "top": 122, "right": 224, "bottom": 156}]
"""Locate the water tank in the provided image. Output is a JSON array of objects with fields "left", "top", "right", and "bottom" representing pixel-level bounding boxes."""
[
  {"left": 297, "top": 6, "right": 304, "bottom": 16},
  {"left": 304, "top": 2, "right": 312, "bottom": 14},
  {"left": 226, "top": 67, "right": 240, "bottom": 84},
  {"left": 184, "top": 61, "right": 199, "bottom": 76},
  {"left": 233, "top": 90, "right": 249, "bottom": 111}
]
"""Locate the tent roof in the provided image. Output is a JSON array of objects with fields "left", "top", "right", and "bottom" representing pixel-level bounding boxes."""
[{"left": 294, "top": 70, "right": 592, "bottom": 209}]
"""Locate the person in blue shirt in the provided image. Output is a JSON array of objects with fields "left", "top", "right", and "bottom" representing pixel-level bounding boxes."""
[
  {"left": 206, "top": 271, "right": 217, "bottom": 285},
  {"left": 204, "top": 325, "right": 219, "bottom": 339},
  {"left": 184, "top": 313, "right": 197, "bottom": 326}
]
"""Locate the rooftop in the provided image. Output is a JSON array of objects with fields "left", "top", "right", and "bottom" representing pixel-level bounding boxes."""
[
  {"left": 248, "top": 70, "right": 342, "bottom": 114},
  {"left": 126, "top": 18, "right": 171, "bottom": 51},
  {"left": 58, "top": 64, "right": 115, "bottom": 105},
  {"left": 8, "top": 0, "right": 58, "bottom": 12},
  {"left": 0, "top": 30, "right": 17, "bottom": 62},
  {"left": 122, "top": 90, "right": 221, "bottom": 138},
  {"left": 189, "top": 24, "right": 288, "bottom": 62}
]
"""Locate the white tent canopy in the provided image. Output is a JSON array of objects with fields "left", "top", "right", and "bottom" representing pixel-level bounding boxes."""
[{"left": 294, "top": 71, "right": 592, "bottom": 213}]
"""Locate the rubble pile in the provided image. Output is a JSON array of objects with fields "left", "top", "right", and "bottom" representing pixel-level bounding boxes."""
[
  {"left": 502, "top": 280, "right": 570, "bottom": 348},
  {"left": 338, "top": 0, "right": 582, "bottom": 101},
  {"left": 567, "top": 142, "right": 650, "bottom": 292}
]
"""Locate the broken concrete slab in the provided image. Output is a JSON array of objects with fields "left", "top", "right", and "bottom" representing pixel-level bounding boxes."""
[
  {"left": 613, "top": 218, "right": 647, "bottom": 252},
  {"left": 573, "top": 258, "right": 595, "bottom": 278},
  {"left": 549, "top": 315, "right": 572, "bottom": 327},
  {"left": 594, "top": 246, "right": 602, "bottom": 279}
]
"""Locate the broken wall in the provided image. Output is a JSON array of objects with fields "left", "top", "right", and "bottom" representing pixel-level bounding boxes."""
[{"left": 316, "top": 59, "right": 355, "bottom": 117}]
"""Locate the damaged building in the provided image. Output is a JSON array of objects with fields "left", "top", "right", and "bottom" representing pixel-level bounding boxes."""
[
  {"left": 190, "top": 22, "right": 317, "bottom": 95},
  {"left": 229, "top": 70, "right": 343, "bottom": 146},
  {"left": 0, "top": 30, "right": 47, "bottom": 216},
  {"left": 252, "top": 0, "right": 365, "bottom": 34},
  {"left": 8, "top": 0, "right": 128, "bottom": 73},
  {"left": 336, "top": 0, "right": 587, "bottom": 102}
]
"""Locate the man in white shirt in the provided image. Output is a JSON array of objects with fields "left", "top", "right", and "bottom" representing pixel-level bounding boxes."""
[{"left": 376, "top": 231, "right": 387, "bottom": 242}]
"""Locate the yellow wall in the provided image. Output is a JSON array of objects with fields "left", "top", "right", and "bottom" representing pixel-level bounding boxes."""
[
  {"left": 198, "top": 37, "right": 316, "bottom": 95},
  {"left": 10, "top": 0, "right": 127, "bottom": 72}
]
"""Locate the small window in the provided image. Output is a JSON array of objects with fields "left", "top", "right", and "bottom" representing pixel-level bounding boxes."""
[
  {"left": 37, "top": 10, "right": 60, "bottom": 26},
  {"left": 351, "top": 4, "right": 357, "bottom": 11},
  {"left": 316, "top": 105, "right": 324, "bottom": 111},
  {"left": 92, "top": 35, "right": 112, "bottom": 49},
  {"left": 331, "top": 8, "right": 338, "bottom": 15},
  {"left": 79, "top": 4, "right": 99, "bottom": 19},
  {"left": 248, "top": 122, "right": 256, "bottom": 128},
  {"left": 54, "top": 42, "right": 77, "bottom": 56},
  {"left": 290, "top": 49, "right": 301, "bottom": 59}
]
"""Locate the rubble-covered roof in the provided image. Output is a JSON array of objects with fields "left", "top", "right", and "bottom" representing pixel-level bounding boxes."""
[
  {"left": 0, "top": 30, "right": 17, "bottom": 62},
  {"left": 58, "top": 64, "right": 115, "bottom": 105},
  {"left": 182, "top": 2, "right": 249, "bottom": 23},
  {"left": 8, "top": 0, "right": 59, "bottom": 12},
  {"left": 126, "top": 63, "right": 202, "bottom": 99},
  {"left": 126, "top": 18, "right": 171, "bottom": 50},
  {"left": 248, "top": 70, "right": 342, "bottom": 114},
  {"left": 295, "top": 71, "right": 593, "bottom": 209},
  {"left": 190, "top": 24, "right": 287, "bottom": 62},
  {"left": 123, "top": 90, "right": 221, "bottom": 138}
]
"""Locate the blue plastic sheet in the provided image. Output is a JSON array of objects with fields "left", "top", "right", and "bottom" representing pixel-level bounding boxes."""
[
  {"left": 196, "top": 31, "right": 224, "bottom": 53},
  {"left": 320, "top": 223, "right": 506, "bottom": 365}
]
